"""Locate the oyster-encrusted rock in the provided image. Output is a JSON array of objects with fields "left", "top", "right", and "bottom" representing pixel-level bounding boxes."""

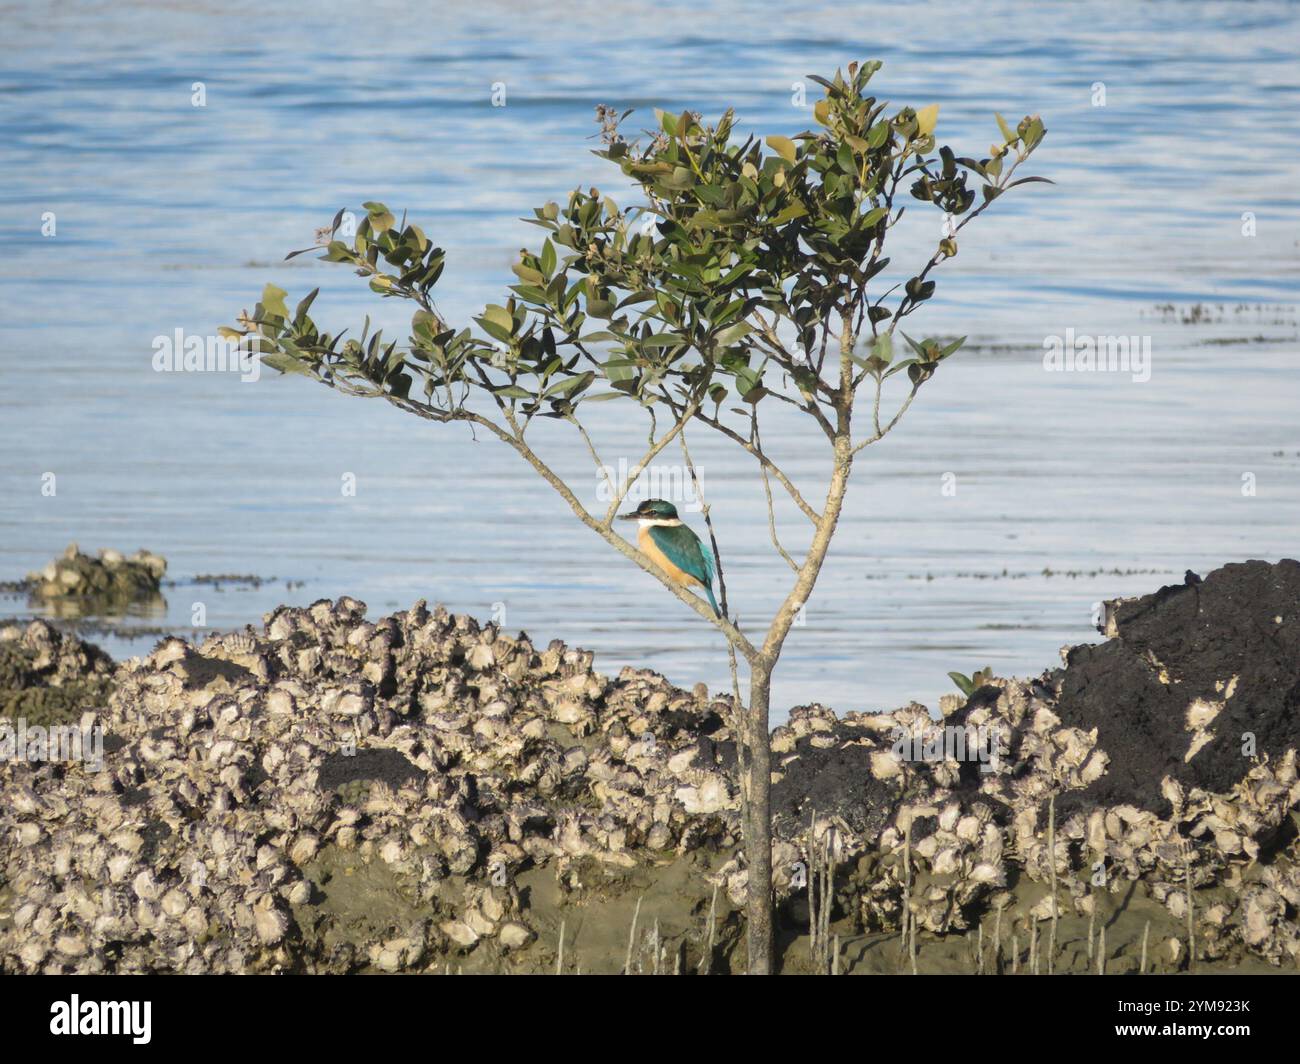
[{"left": 4, "top": 555, "right": 1300, "bottom": 973}]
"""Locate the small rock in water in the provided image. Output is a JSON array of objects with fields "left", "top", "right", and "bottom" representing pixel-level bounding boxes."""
[{"left": 23, "top": 543, "right": 167, "bottom": 606}]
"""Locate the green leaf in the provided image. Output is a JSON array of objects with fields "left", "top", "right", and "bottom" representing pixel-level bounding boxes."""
[
  {"left": 602, "top": 357, "right": 636, "bottom": 382},
  {"left": 661, "top": 167, "right": 695, "bottom": 191},
  {"left": 1021, "top": 116, "right": 1045, "bottom": 151},
  {"left": 261, "top": 284, "right": 289, "bottom": 320},
  {"left": 474, "top": 316, "right": 514, "bottom": 343},
  {"left": 900, "top": 332, "right": 927, "bottom": 359},
  {"left": 543, "top": 371, "right": 595, "bottom": 398},
  {"left": 293, "top": 287, "right": 320, "bottom": 324},
  {"left": 483, "top": 304, "right": 514, "bottom": 331},
  {"left": 322, "top": 240, "right": 354, "bottom": 263},
  {"left": 363, "top": 201, "right": 396, "bottom": 233},
  {"left": 1005, "top": 175, "right": 1055, "bottom": 190},
  {"left": 948, "top": 671, "right": 976, "bottom": 697},
  {"left": 637, "top": 332, "right": 685, "bottom": 349},
  {"left": 766, "top": 134, "right": 797, "bottom": 164},
  {"left": 405, "top": 224, "right": 429, "bottom": 253},
  {"left": 715, "top": 321, "right": 753, "bottom": 347},
  {"left": 261, "top": 352, "right": 309, "bottom": 375},
  {"left": 770, "top": 201, "right": 808, "bottom": 225},
  {"left": 732, "top": 364, "right": 761, "bottom": 395},
  {"left": 904, "top": 277, "right": 936, "bottom": 302},
  {"left": 412, "top": 309, "right": 439, "bottom": 339},
  {"left": 937, "top": 335, "right": 967, "bottom": 359}
]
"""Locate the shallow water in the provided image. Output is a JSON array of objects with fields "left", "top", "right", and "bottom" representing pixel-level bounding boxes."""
[{"left": 2, "top": 1, "right": 1298, "bottom": 720}]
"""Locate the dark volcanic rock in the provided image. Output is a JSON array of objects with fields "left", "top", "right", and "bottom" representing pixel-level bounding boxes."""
[
  {"left": 771, "top": 720, "right": 898, "bottom": 840},
  {"left": 1056, "top": 559, "right": 1300, "bottom": 814}
]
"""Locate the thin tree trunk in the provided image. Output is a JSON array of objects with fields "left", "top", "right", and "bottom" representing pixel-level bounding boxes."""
[
  {"left": 742, "top": 434, "right": 853, "bottom": 975},
  {"left": 744, "top": 662, "right": 774, "bottom": 974}
]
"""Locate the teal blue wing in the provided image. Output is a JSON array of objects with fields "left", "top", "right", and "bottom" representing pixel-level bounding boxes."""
[
  {"left": 648, "top": 524, "right": 711, "bottom": 583},
  {"left": 649, "top": 524, "right": 719, "bottom": 615}
]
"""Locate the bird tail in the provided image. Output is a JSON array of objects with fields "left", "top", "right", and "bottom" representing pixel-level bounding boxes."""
[{"left": 704, "top": 584, "right": 720, "bottom": 618}]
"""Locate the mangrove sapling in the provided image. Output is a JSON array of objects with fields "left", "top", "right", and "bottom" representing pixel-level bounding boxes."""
[
  {"left": 699, "top": 882, "right": 718, "bottom": 975},
  {"left": 624, "top": 894, "right": 643, "bottom": 975},
  {"left": 805, "top": 810, "right": 838, "bottom": 974},
  {"left": 993, "top": 898, "right": 1004, "bottom": 974},
  {"left": 231, "top": 60, "right": 1049, "bottom": 974},
  {"left": 1047, "top": 794, "right": 1058, "bottom": 974},
  {"left": 899, "top": 815, "right": 913, "bottom": 963},
  {"left": 909, "top": 894, "right": 919, "bottom": 975},
  {"left": 1087, "top": 889, "right": 1096, "bottom": 964}
]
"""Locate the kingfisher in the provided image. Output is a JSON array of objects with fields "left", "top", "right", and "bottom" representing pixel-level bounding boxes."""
[{"left": 619, "top": 498, "right": 720, "bottom": 616}]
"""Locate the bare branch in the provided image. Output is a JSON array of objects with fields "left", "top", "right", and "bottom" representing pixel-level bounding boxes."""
[
  {"left": 675, "top": 427, "right": 734, "bottom": 620},
  {"left": 568, "top": 415, "right": 615, "bottom": 500},
  {"left": 600, "top": 397, "right": 701, "bottom": 528},
  {"left": 760, "top": 435, "right": 854, "bottom": 664},
  {"left": 853, "top": 383, "right": 920, "bottom": 454},
  {"left": 886, "top": 154, "right": 1030, "bottom": 333},
  {"left": 752, "top": 409, "right": 799, "bottom": 572},
  {"left": 692, "top": 410, "right": 822, "bottom": 525}
]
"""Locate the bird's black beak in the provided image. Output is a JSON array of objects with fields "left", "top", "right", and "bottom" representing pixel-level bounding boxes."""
[{"left": 617, "top": 510, "right": 639, "bottom": 521}]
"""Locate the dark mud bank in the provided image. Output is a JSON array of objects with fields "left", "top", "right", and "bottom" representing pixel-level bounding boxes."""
[{"left": 1056, "top": 560, "right": 1300, "bottom": 813}]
